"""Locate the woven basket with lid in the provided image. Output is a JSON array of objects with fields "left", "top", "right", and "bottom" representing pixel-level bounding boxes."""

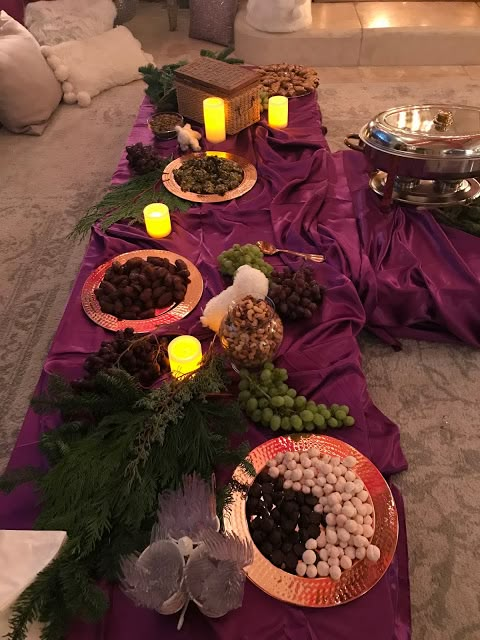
[{"left": 174, "top": 58, "right": 261, "bottom": 135}]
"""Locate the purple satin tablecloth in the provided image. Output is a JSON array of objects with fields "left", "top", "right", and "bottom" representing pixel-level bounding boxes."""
[{"left": 4, "top": 91, "right": 479, "bottom": 640}]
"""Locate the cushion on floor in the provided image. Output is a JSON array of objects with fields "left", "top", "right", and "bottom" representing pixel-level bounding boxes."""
[
  {"left": 0, "top": 11, "right": 62, "bottom": 134},
  {"left": 25, "top": 0, "right": 116, "bottom": 46},
  {"left": 41, "top": 26, "right": 153, "bottom": 107}
]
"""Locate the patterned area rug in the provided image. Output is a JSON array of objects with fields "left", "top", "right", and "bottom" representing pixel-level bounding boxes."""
[{"left": 0, "top": 5, "right": 479, "bottom": 639}]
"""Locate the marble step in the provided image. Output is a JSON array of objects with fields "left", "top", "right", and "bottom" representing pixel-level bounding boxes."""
[{"left": 234, "top": 2, "right": 480, "bottom": 66}]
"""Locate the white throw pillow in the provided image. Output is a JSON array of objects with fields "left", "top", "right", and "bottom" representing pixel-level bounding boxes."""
[
  {"left": 0, "top": 11, "right": 62, "bottom": 135},
  {"left": 25, "top": 0, "right": 117, "bottom": 46},
  {"left": 41, "top": 27, "right": 153, "bottom": 107}
]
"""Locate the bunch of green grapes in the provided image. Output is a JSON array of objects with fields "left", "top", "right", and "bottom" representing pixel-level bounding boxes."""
[
  {"left": 237, "top": 362, "right": 355, "bottom": 433},
  {"left": 217, "top": 243, "right": 273, "bottom": 278},
  {"left": 259, "top": 90, "right": 269, "bottom": 113}
]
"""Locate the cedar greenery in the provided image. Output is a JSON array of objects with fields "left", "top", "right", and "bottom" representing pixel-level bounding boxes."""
[
  {"left": 0, "top": 355, "right": 254, "bottom": 640},
  {"left": 69, "top": 166, "right": 191, "bottom": 239},
  {"left": 432, "top": 203, "right": 480, "bottom": 238}
]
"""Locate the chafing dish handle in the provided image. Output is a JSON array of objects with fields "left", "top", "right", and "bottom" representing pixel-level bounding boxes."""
[{"left": 344, "top": 134, "right": 363, "bottom": 151}]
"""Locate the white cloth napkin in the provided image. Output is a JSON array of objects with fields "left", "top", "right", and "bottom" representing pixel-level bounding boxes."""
[{"left": 0, "top": 530, "right": 67, "bottom": 639}]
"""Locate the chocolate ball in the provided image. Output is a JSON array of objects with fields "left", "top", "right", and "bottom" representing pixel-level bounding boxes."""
[
  {"left": 262, "top": 482, "right": 274, "bottom": 494},
  {"left": 293, "top": 543, "right": 305, "bottom": 558},
  {"left": 274, "top": 478, "right": 284, "bottom": 491},
  {"left": 258, "top": 471, "right": 270, "bottom": 484},
  {"left": 295, "top": 493, "right": 305, "bottom": 505},
  {"left": 307, "top": 524, "right": 320, "bottom": 539},
  {"left": 261, "top": 517, "right": 275, "bottom": 533},
  {"left": 288, "top": 531, "right": 300, "bottom": 545},
  {"left": 300, "top": 504, "right": 312, "bottom": 515},
  {"left": 299, "top": 528, "right": 310, "bottom": 543},
  {"left": 305, "top": 495, "right": 318, "bottom": 507},
  {"left": 272, "top": 491, "right": 284, "bottom": 504},
  {"left": 299, "top": 514, "right": 310, "bottom": 528},
  {"left": 284, "top": 489, "right": 296, "bottom": 501},
  {"left": 249, "top": 484, "right": 262, "bottom": 498},
  {"left": 271, "top": 550, "right": 285, "bottom": 567},
  {"left": 281, "top": 501, "right": 297, "bottom": 516},
  {"left": 310, "top": 512, "right": 322, "bottom": 525},
  {"left": 263, "top": 494, "right": 273, "bottom": 508},
  {"left": 261, "top": 541, "right": 274, "bottom": 556},
  {"left": 282, "top": 542, "right": 293, "bottom": 554},
  {"left": 252, "top": 530, "right": 265, "bottom": 545},
  {"left": 269, "top": 530, "right": 282, "bottom": 547},
  {"left": 285, "top": 551, "right": 298, "bottom": 572},
  {"left": 271, "top": 508, "right": 281, "bottom": 522},
  {"left": 282, "top": 518, "right": 297, "bottom": 533},
  {"left": 250, "top": 517, "right": 261, "bottom": 531}
]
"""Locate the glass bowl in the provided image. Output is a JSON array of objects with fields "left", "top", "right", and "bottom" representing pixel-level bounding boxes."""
[
  {"left": 219, "top": 296, "right": 283, "bottom": 369},
  {"left": 148, "top": 112, "right": 184, "bottom": 140}
]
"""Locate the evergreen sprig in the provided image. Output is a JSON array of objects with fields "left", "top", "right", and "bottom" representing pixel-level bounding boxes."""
[
  {"left": 200, "top": 47, "right": 244, "bottom": 65},
  {"left": 69, "top": 167, "right": 191, "bottom": 239},
  {"left": 139, "top": 61, "right": 188, "bottom": 111},
  {"left": 432, "top": 203, "right": 480, "bottom": 238},
  {"left": 0, "top": 356, "right": 254, "bottom": 640}
]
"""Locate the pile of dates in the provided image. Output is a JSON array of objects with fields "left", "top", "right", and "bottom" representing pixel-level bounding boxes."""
[{"left": 94, "top": 256, "right": 191, "bottom": 320}]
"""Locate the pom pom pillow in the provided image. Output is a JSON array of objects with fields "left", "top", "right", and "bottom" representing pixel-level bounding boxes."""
[
  {"left": 0, "top": 11, "right": 61, "bottom": 134},
  {"left": 41, "top": 26, "right": 153, "bottom": 107},
  {"left": 25, "top": 0, "right": 116, "bottom": 46}
]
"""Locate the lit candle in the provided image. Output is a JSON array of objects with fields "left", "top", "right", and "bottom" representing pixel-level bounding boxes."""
[
  {"left": 268, "top": 95, "right": 288, "bottom": 129},
  {"left": 168, "top": 336, "right": 203, "bottom": 378},
  {"left": 203, "top": 97, "right": 226, "bottom": 144},
  {"left": 143, "top": 203, "right": 172, "bottom": 239}
]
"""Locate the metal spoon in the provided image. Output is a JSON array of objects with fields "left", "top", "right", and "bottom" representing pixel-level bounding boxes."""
[{"left": 257, "top": 241, "right": 325, "bottom": 263}]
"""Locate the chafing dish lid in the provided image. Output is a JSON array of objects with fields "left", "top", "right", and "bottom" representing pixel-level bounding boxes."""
[{"left": 360, "top": 104, "right": 480, "bottom": 158}]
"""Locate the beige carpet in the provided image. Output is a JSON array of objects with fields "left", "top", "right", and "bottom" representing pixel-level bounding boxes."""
[{"left": 1, "top": 4, "right": 479, "bottom": 639}]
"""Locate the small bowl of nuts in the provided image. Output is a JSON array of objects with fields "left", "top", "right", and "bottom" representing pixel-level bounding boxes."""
[
  {"left": 148, "top": 111, "right": 184, "bottom": 140},
  {"left": 219, "top": 296, "right": 283, "bottom": 369}
]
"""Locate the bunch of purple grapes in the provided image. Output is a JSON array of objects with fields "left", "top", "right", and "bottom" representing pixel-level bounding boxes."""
[
  {"left": 268, "top": 267, "right": 323, "bottom": 321},
  {"left": 79, "top": 328, "right": 170, "bottom": 387},
  {"left": 126, "top": 142, "right": 163, "bottom": 175}
]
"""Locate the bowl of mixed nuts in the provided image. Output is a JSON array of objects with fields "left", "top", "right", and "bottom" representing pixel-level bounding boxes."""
[
  {"left": 219, "top": 296, "right": 284, "bottom": 369},
  {"left": 148, "top": 111, "right": 184, "bottom": 140}
]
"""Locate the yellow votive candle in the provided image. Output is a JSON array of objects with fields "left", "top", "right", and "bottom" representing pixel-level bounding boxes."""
[
  {"left": 268, "top": 95, "right": 289, "bottom": 129},
  {"left": 203, "top": 97, "right": 226, "bottom": 143},
  {"left": 143, "top": 203, "right": 172, "bottom": 239},
  {"left": 168, "top": 336, "right": 203, "bottom": 378}
]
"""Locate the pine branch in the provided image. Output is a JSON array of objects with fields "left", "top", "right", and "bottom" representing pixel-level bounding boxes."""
[
  {"left": 432, "top": 204, "right": 480, "bottom": 238},
  {"left": 6, "top": 355, "right": 250, "bottom": 640},
  {"left": 69, "top": 169, "right": 191, "bottom": 240},
  {"left": 200, "top": 48, "right": 243, "bottom": 64},
  {"left": 139, "top": 61, "right": 187, "bottom": 110}
]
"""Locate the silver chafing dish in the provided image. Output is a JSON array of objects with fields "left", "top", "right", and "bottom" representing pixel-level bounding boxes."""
[{"left": 345, "top": 104, "right": 480, "bottom": 208}]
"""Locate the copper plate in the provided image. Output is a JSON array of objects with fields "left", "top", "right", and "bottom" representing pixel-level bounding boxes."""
[
  {"left": 224, "top": 434, "right": 398, "bottom": 607},
  {"left": 81, "top": 250, "right": 203, "bottom": 333},
  {"left": 162, "top": 151, "right": 257, "bottom": 204}
]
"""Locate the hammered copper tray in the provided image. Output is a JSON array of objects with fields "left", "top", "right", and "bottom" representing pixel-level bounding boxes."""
[
  {"left": 81, "top": 250, "right": 203, "bottom": 333},
  {"left": 224, "top": 434, "right": 398, "bottom": 607},
  {"left": 162, "top": 152, "right": 257, "bottom": 203}
]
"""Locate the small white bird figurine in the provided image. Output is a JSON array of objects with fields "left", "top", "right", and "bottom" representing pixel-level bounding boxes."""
[{"left": 175, "top": 123, "right": 202, "bottom": 152}]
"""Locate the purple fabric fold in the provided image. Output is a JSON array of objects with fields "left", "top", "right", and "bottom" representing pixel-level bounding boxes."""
[
  {"left": 341, "top": 150, "right": 480, "bottom": 347},
  {"left": 0, "top": 94, "right": 417, "bottom": 640}
]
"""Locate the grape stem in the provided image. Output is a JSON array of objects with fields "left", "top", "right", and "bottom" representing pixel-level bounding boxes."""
[{"left": 241, "top": 369, "right": 296, "bottom": 416}]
